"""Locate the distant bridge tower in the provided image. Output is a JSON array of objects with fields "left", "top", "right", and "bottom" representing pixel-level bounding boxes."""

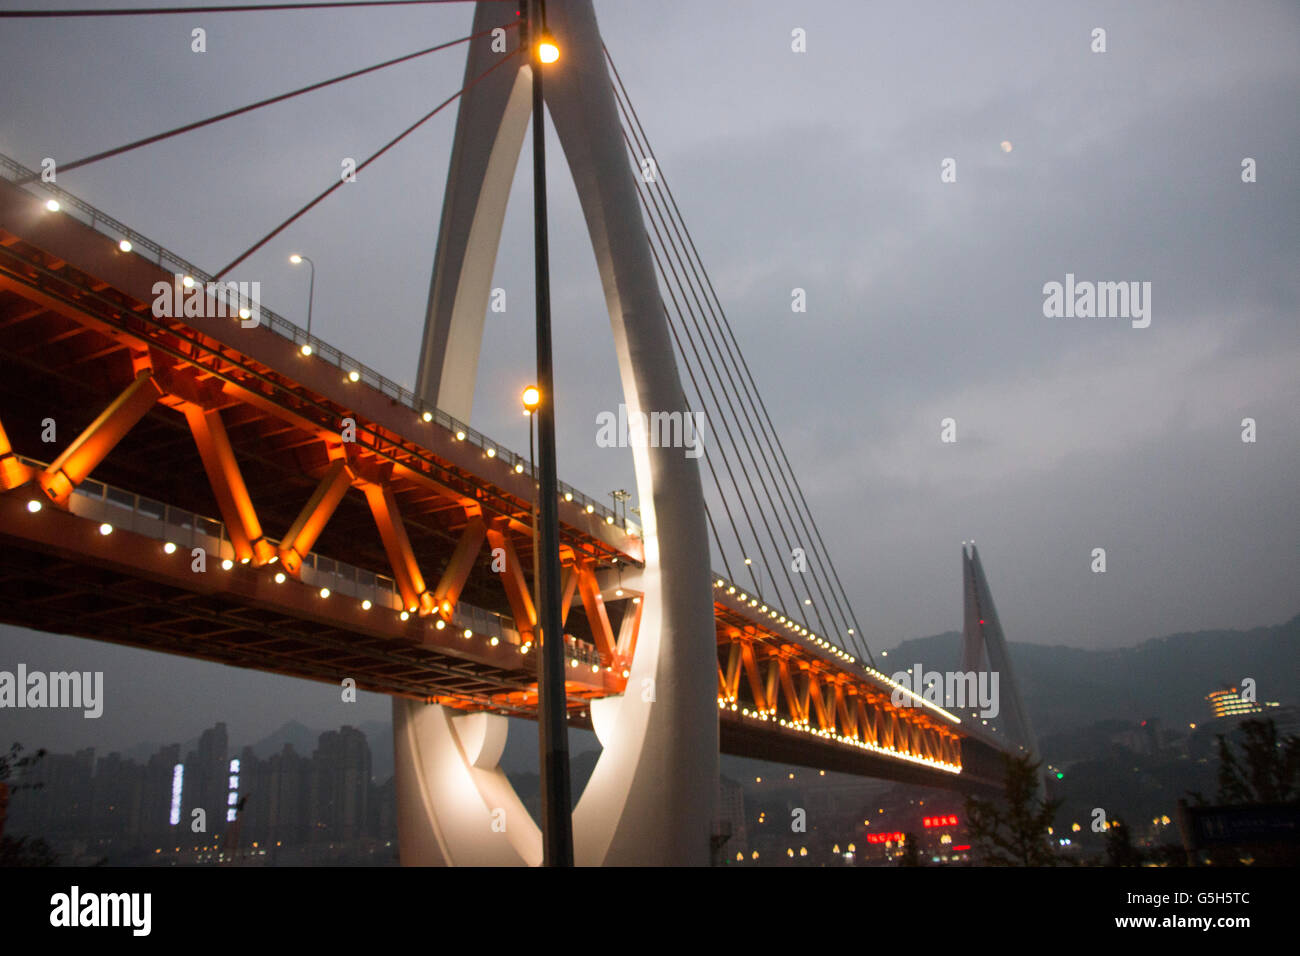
[
  {"left": 961, "top": 543, "right": 1040, "bottom": 764},
  {"left": 392, "top": 0, "right": 716, "bottom": 865}
]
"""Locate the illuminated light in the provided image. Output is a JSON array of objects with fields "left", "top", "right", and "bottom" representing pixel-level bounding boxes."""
[
  {"left": 26, "top": 499, "right": 42, "bottom": 513},
  {"left": 164, "top": 542, "right": 177, "bottom": 554},
  {"left": 45, "top": 198, "right": 60, "bottom": 212},
  {"left": 486, "top": 448, "right": 496, "bottom": 458},
  {"left": 361, "top": 600, "right": 371, "bottom": 610},
  {"left": 804, "top": 598, "right": 811, "bottom": 605},
  {"left": 570, "top": 659, "right": 579, "bottom": 668},
  {"left": 799, "top": 847, "right": 807, "bottom": 857},
  {"left": 463, "top": 629, "right": 473, "bottom": 638},
  {"left": 319, "top": 587, "right": 330, "bottom": 598},
  {"left": 632, "top": 597, "right": 640, "bottom": 604},
  {"left": 848, "top": 628, "right": 854, "bottom": 635},
  {"left": 182, "top": 275, "right": 195, "bottom": 288},
  {"left": 591, "top": 664, "right": 599, "bottom": 673},
  {"left": 455, "top": 430, "right": 466, "bottom": 441},
  {"left": 290, "top": 254, "right": 303, "bottom": 264},
  {"left": 979, "top": 619, "right": 984, "bottom": 625},
  {"left": 422, "top": 411, "right": 433, "bottom": 423},
  {"left": 727, "top": 587, "right": 735, "bottom": 594},
  {"left": 715, "top": 578, "right": 724, "bottom": 587},
  {"left": 615, "top": 588, "right": 624, "bottom": 597},
  {"left": 434, "top": 619, "right": 445, "bottom": 630},
  {"left": 519, "top": 643, "right": 529, "bottom": 654},
  {"left": 274, "top": 572, "right": 287, "bottom": 584},
  {"left": 743, "top": 557, "right": 752, "bottom": 565},
  {"left": 348, "top": 370, "right": 360, "bottom": 382},
  {"left": 537, "top": 33, "right": 559, "bottom": 63},
  {"left": 515, "top": 462, "right": 524, "bottom": 473},
  {"left": 399, "top": 611, "right": 410, "bottom": 621},
  {"left": 564, "top": 492, "right": 573, "bottom": 502},
  {"left": 98, "top": 522, "right": 113, "bottom": 536},
  {"left": 739, "top": 592, "right": 747, "bottom": 601},
  {"left": 169, "top": 763, "right": 184, "bottom": 825},
  {"left": 239, "top": 307, "right": 252, "bottom": 320},
  {"left": 621, "top": 669, "right": 630, "bottom": 678},
  {"left": 606, "top": 515, "right": 614, "bottom": 524},
  {"left": 221, "top": 559, "right": 234, "bottom": 571},
  {"left": 490, "top": 637, "right": 499, "bottom": 647},
  {"left": 752, "top": 851, "right": 759, "bottom": 859},
  {"left": 300, "top": 343, "right": 313, "bottom": 356},
  {"left": 240, "top": 557, "right": 250, "bottom": 565},
  {"left": 521, "top": 386, "right": 540, "bottom": 411},
  {"left": 585, "top": 504, "right": 594, "bottom": 514},
  {"left": 787, "top": 848, "right": 793, "bottom": 858},
  {"left": 119, "top": 239, "right": 133, "bottom": 252}
]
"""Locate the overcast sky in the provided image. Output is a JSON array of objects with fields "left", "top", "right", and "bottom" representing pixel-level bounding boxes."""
[{"left": 1, "top": 0, "right": 1297, "bottom": 755}]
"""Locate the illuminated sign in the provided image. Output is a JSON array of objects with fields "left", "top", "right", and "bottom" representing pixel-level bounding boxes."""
[{"left": 923, "top": 814, "right": 959, "bottom": 828}]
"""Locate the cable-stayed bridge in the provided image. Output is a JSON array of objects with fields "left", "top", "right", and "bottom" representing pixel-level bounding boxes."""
[{"left": 0, "top": 0, "right": 1035, "bottom": 865}]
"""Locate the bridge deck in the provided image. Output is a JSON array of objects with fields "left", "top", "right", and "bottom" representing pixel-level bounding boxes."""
[{"left": 0, "top": 164, "right": 1009, "bottom": 790}]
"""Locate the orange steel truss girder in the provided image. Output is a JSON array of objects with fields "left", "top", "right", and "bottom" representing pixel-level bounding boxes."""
[
  {"left": 559, "top": 565, "right": 577, "bottom": 626},
  {"left": 38, "top": 369, "right": 163, "bottom": 506},
  {"left": 362, "top": 482, "right": 433, "bottom": 615},
  {"left": 807, "top": 672, "right": 833, "bottom": 732},
  {"left": 0, "top": 416, "right": 32, "bottom": 491},
  {"left": 616, "top": 592, "right": 643, "bottom": 667},
  {"left": 182, "top": 403, "right": 275, "bottom": 565},
  {"left": 432, "top": 515, "right": 487, "bottom": 619},
  {"left": 722, "top": 642, "right": 742, "bottom": 701},
  {"left": 278, "top": 459, "right": 354, "bottom": 575},
  {"left": 740, "top": 643, "right": 767, "bottom": 712},
  {"left": 484, "top": 521, "right": 535, "bottom": 644},
  {"left": 574, "top": 559, "right": 617, "bottom": 665}
]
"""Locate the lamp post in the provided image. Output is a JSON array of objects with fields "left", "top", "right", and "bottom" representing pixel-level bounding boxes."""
[
  {"left": 528, "top": 0, "right": 573, "bottom": 867},
  {"left": 522, "top": 386, "right": 541, "bottom": 655},
  {"left": 289, "top": 253, "right": 315, "bottom": 354}
]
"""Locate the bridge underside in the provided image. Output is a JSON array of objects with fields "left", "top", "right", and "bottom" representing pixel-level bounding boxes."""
[{"left": 0, "top": 165, "right": 1014, "bottom": 803}]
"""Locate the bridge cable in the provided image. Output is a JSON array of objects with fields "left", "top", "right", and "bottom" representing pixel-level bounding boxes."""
[
  {"left": 609, "top": 64, "right": 825, "bottom": 635},
  {"left": 606, "top": 45, "right": 873, "bottom": 665},
  {"left": 14, "top": 23, "right": 517, "bottom": 186},
  {"left": 213, "top": 45, "right": 521, "bottom": 280},
  {"left": 627, "top": 130, "right": 819, "bottom": 632},
  {"left": 0, "top": 1, "right": 512, "bottom": 19},
  {"left": 605, "top": 45, "right": 875, "bottom": 665},
  {"left": 610, "top": 81, "right": 840, "bottom": 642}
]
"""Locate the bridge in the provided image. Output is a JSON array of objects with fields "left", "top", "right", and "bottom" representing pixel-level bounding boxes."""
[{"left": 0, "top": 0, "right": 1032, "bottom": 865}]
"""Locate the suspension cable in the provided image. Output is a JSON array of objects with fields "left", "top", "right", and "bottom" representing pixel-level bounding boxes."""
[
  {"left": 605, "top": 43, "right": 875, "bottom": 664},
  {"left": 214, "top": 45, "right": 521, "bottom": 279},
  {"left": 15, "top": 23, "right": 517, "bottom": 186},
  {"left": 0, "top": 1, "right": 512, "bottom": 18}
]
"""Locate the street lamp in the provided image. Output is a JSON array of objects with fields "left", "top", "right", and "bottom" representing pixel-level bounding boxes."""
[
  {"left": 527, "top": 0, "right": 573, "bottom": 868},
  {"left": 523, "top": 385, "right": 541, "bottom": 668},
  {"left": 289, "top": 253, "right": 315, "bottom": 355}
]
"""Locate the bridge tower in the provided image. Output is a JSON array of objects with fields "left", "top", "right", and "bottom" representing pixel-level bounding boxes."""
[
  {"left": 392, "top": 0, "right": 717, "bottom": 865},
  {"left": 961, "top": 543, "right": 1040, "bottom": 763}
]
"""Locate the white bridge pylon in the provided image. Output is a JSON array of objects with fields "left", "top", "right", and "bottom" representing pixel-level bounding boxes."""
[{"left": 393, "top": 0, "right": 718, "bottom": 866}]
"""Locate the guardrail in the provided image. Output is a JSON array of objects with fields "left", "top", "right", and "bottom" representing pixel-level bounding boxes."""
[
  {"left": 16, "top": 456, "right": 606, "bottom": 669},
  {"left": 0, "top": 152, "right": 638, "bottom": 538}
]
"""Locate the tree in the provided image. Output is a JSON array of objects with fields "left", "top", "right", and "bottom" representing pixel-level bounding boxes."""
[
  {"left": 0, "top": 742, "right": 57, "bottom": 866},
  {"left": 898, "top": 831, "right": 921, "bottom": 867},
  {"left": 1104, "top": 817, "right": 1143, "bottom": 867},
  {"left": 1214, "top": 719, "right": 1300, "bottom": 805},
  {"left": 964, "top": 753, "right": 1062, "bottom": 866}
]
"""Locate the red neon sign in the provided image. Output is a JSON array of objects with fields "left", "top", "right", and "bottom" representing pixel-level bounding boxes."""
[{"left": 922, "top": 814, "right": 959, "bottom": 828}]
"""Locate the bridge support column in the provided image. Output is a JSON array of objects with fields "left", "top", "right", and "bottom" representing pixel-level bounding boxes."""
[{"left": 395, "top": 0, "right": 716, "bottom": 866}]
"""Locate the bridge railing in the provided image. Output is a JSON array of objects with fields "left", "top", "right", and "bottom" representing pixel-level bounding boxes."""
[
  {"left": 13, "top": 458, "right": 621, "bottom": 665},
  {"left": 0, "top": 152, "right": 638, "bottom": 539}
]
